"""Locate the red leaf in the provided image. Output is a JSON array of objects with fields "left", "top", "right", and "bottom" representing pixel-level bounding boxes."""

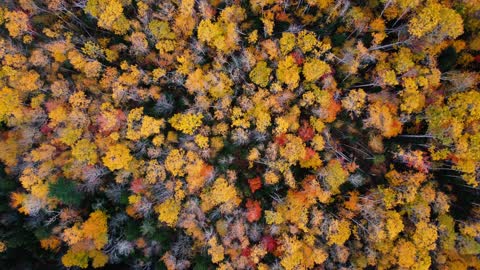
[
  {"left": 130, "top": 178, "right": 145, "bottom": 194},
  {"left": 275, "top": 133, "right": 287, "bottom": 146},
  {"left": 291, "top": 51, "right": 304, "bottom": 65},
  {"left": 304, "top": 147, "right": 316, "bottom": 160},
  {"left": 241, "top": 247, "right": 252, "bottom": 257},
  {"left": 246, "top": 199, "right": 262, "bottom": 223},
  {"left": 298, "top": 121, "right": 314, "bottom": 142},
  {"left": 248, "top": 177, "right": 262, "bottom": 193},
  {"left": 40, "top": 124, "right": 53, "bottom": 135},
  {"left": 261, "top": 235, "right": 278, "bottom": 252},
  {"left": 475, "top": 55, "right": 480, "bottom": 63}
]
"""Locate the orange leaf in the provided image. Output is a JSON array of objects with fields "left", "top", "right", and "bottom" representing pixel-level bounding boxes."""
[
  {"left": 246, "top": 199, "right": 262, "bottom": 223},
  {"left": 248, "top": 177, "right": 262, "bottom": 193}
]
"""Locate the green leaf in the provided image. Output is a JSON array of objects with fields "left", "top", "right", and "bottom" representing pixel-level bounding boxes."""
[{"left": 48, "top": 178, "right": 83, "bottom": 207}]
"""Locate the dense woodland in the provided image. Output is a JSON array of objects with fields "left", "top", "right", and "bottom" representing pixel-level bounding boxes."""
[{"left": 0, "top": 0, "right": 479, "bottom": 269}]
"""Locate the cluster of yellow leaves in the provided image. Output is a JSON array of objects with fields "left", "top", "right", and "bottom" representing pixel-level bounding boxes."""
[
  {"left": 11, "top": 167, "right": 53, "bottom": 215},
  {"left": 165, "top": 149, "right": 186, "bottom": 177},
  {"left": 72, "top": 139, "right": 98, "bottom": 165},
  {"left": 148, "top": 20, "right": 176, "bottom": 54},
  {"left": 62, "top": 249, "right": 109, "bottom": 269},
  {"left": 266, "top": 177, "right": 330, "bottom": 231},
  {"left": 19, "top": 167, "right": 48, "bottom": 201},
  {"left": 102, "top": 144, "right": 133, "bottom": 171},
  {"left": 0, "top": 87, "right": 22, "bottom": 124},
  {"left": 324, "top": 159, "right": 349, "bottom": 194},
  {"left": 40, "top": 236, "right": 61, "bottom": 251},
  {"left": 173, "top": 0, "right": 196, "bottom": 37},
  {"left": 365, "top": 101, "right": 402, "bottom": 138},
  {"left": 400, "top": 77, "right": 425, "bottom": 114},
  {"left": 412, "top": 221, "right": 438, "bottom": 251},
  {"left": 392, "top": 48, "right": 415, "bottom": 74},
  {"left": 396, "top": 240, "right": 417, "bottom": 268},
  {"left": 249, "top": 61, "right": 272, "bottom": 87},
  {"left": 427, "top": 90, "right": 480, "bottom": 186},
  {"left": 168, "top": 112, "right": 203, "bottom": 135},
  {"left": 264, "top": 171, "right": 280, "bottom": 185},
  {"left": 280, "top": 32, "right": 296, "bottom": 55},
  {"left": 10, "top": 192, "right": 29, "bottom": 215},
  {"left": 370, "top": 18, "right": 387, "bottom": 45},
  {"left": 4, "top": 11, "right": 29, "bottom": 39},
  {"left": 197, "top": 7, "right": 246, "bottom": 53},
  {"left": 145, "top": 160, "right": 166, "bottom": 184},
  {"left": 277, "top": 55, "right": 300, "bottom": 89},
  {"left": 279, "top": 30, "right": 329, "bottom": 56},
  {"left": 303, "top": 58, "right": 330, "bottom": 82},
  {"left": 0, "top": 241, "right": 6, "bottom": 253},
  {"left": 280, "top": 234, "right": 328, "bottom": 270},
  {"left": 0, "top": 0, "right": 478, "bottom": 269},
  {"left": 98, "top": 102, "right": 125, "bottom": 134},
  {"left": 409, "top": 3, "right": 463, "bottom": 39},
  {"left": 279, "top": 134, "right": 306, "bottom": 165},
  {"left": 208, "top": 237, "right": 225, "bottom": 263},
  {"left": 185, "top": 152, "right": 213, "bottom": 193},
  {"left": 385, "top": 211, "right": 404, "bottom": 240},
  {"left": 200, "top": 178, "right": 241, "bottom": 212},
  {"left": 62, "top": 210, "right": 109, "bottom": 268},
  {"left": 155, "top": 198, "right": 181, "bottom": 227},
  {"left": 342, "top": 89, "right": 366, "bottom": 114},
  {"left": 126, "top": 108, "right": 164, "bottom": 140},
  {"left": 185, "top": 69, "right": 234, "bottom": 99},
  {"left": 85, "top": 0, "right": 129, "bottom": 34},
  {"left": 149, "top": 20, "right": 175, "bottom": 40},
  {"left": 327, "top": 219, "right": 351, "bottom": 246}
]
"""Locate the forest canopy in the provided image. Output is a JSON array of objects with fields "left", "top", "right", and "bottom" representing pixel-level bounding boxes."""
[{"left": 0, "top": 0, "right": 479, "bottom": 269}]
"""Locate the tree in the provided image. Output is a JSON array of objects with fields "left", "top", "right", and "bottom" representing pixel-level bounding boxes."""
[
  {"left": 303, "top": 58, "right": 330, "bottom": 82},
  {"left": 249, "top": 61, "right": 272, "bottom": 87},
  {"left": 48, "top": 178, "right": 84, "bottom": 206},
  {"left": 324, "top": 159, "right": 349, "bottom": 194},
  {"left": 327, "top": 218, "right": 351, "bottom": 246},
  {"left": 72, "top": 139, "right": 98, "bottom": 165},
  {"left": 246, "top": 199, "right": 262, "bottom": 222},
  {"left": 4, "top": 11, "right": 29, "bottom": 38},
  {"left": 197, "top": 7, "right": 245, "bottom": 54},
  {"left": 61, "top": 210, "right": 109, "bottom": 268},
  {"left": 0, "top": 0, "right": 479, "bottom": 268},
  {"left": 169, "top": 113, "right": 203, "bottom": 135},
  {"left": 365, "top": 101, "right": 402, "bottom": 138},
  {"left": 0, "top": 87, "right": 22, "bottom": 124},
  {"left": 248, "top": 177, "right": 262, "bottom": 193},
  {"left": 409, "top": 3, "right": 463, "bottom": 40},
  {"left": 342, "top": 89, "right": 366, "bottom": 115},
  {"left": 84, "top": 0, "right": 130, "bottom": 35},
  {"left": 155, "top": 198, "right": 182, "bottom": 227},
  {"left": 277, "top": 55, "right": 300, "bottom": 89},
  {"left": 102, "top": 144, "right": 133, "bottom": 171},
  {"left": 165, "top": 149, "right": 186, "bottom": 177},
  {"left": 201, "top": 178, "right": 241, "bottom": 212}
]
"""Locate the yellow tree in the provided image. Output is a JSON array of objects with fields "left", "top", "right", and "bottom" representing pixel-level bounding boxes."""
[
  {"left": 61, "top": 210, "right": 109, "bottom": 268},
  {"left": 365, "top": 101, "right": 402, "bottom": 138},
  {"left": 277, "top": 55, "right": 300, "bottom": 89},
  {"left": 84, "top": 0, "right": 130, "bottom": 34}
]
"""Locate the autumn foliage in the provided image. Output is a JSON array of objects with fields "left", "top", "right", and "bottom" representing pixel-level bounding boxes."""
[{"left": 0, "top": 0, "right": 479, "bottom": 269}]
